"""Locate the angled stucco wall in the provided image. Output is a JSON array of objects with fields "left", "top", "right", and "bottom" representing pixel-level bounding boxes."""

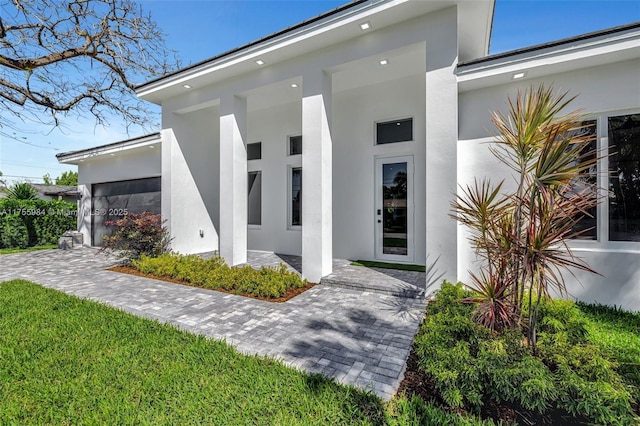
[
  {"left": 458, "top": 58, "right": 640, "bottom": 310},
  {"left": 162, "top": 107, "right": 220, "bottom": 254}
]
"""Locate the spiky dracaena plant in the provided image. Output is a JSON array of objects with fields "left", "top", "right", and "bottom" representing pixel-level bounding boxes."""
[{"left": 452, "top": 85, "right": 601, "bottom": 352}]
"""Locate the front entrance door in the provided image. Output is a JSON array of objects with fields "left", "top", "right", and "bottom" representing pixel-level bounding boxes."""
[{"left": 375, "top": 156, "right": 414, "bottom": 262}]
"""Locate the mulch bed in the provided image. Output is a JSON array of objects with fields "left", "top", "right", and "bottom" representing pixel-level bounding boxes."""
[{"left": 107, "top": 265, "right": 315, "bottom": 303}]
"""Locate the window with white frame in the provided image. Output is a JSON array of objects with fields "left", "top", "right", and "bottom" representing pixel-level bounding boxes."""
[
  {"left": 289, "top": 135, "right": 302, "bottom": 156},
  {"left": 567, "top": 112, "right": 640, "bottom": 243},
  {"left": 247, "top": 142, "right": 262, "bottom": 160},
  {"left": 568, "top": 120, "right": 598, "bottom": 240},
  {"left": 289, "top": 167, "right": 302, "bottom": 227},
  {"left": 248, "top": 171, "right": 261, "bottom": 226},
  {"left": 376, "top": 118, "right": 413, "bottom": 145},
  {"left": 608, "top": 113, "right": 640, "bottom": 242}
]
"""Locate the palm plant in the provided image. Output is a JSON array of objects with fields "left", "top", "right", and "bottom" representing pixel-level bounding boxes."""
[
  {"left": 6, "top": 182, "right": 38, "bottom": 200},
  {"left": 452, "top": 85, "right": 601, "bottom": 352}
]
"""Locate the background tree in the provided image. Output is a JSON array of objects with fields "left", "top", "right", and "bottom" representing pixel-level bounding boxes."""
[
  {"left": 0, "top": 171, "right": 5, "bottom": 187},
  {"left": 55, "top": 171, "right": 78, "bottom": 186},
  {"left": 0, "top": 0, "right": 179, "bottom": 134},
  {"left": 42, "top": 173, "right": 52, "bottom": 185}
]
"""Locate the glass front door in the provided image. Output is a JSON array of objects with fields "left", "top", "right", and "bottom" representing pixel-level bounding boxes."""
[{"left": 375, "top": 156, "right": 413, "bottom": 261}]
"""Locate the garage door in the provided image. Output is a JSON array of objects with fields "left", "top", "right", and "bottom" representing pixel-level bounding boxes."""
[{"left": 91, "top": 177, "right": 161, "bottom": 246}]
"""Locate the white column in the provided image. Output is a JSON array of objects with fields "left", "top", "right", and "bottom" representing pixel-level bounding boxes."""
[
  {"left": 219, "top": 94, "right": 248, "bottom": 265},
  {"left": 301, "top": 70, "right": 333, "bottom": 282},
  {"left": 160, "top": 128, "right": 173, "bottom": 250},
  {"left": 425, "top": 8, "right": 458, "bottom": 283}
]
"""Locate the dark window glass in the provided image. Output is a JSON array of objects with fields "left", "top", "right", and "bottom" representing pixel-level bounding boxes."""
[
  {"left": 567, "top": 120, "right": 597, "bottom": 240},
  {"left": 248, "top": 171, "right": 261, "bottom": 226},
  {"left": 382, "top": 162, "right": 408, "bottom": 255},
  {"left": 289, "top": 135, "right": 302, "bottom": 156},
  {"left": 291, "top": 167, "right": 302, "bottom": 226},
  {"left": 609, "top": 114, "right": 640, "bottom": 241},
  {"left": 247, "top": 142, "right": 262, "bottom": 160},
  {"left": 376, "top": 118, "right": 413, "bottom": 145}
]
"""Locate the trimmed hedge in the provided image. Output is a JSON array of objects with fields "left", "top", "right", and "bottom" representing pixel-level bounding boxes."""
[
  {"left": 0, "top": 199, "right": 77, "bottom": 249},
  {"left": 133, "top": 253, "right": 308, "bottom": 299}
]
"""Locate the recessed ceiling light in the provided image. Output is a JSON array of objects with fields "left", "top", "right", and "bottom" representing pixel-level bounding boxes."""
[
  {"left": 513, "top": 72, "right": 526, "bottom": 79},
  {"left": 379, "top": 59, "right": 389, "bottom": 66},
  {"left": 110, "top": 153, "right": 115, "bottom": 156},
  {"left": 291, "top": 83, "right": 298, "bottom": 88},
  {"left": 183, "top": 84, "right": 191, "bottom": 89},
  {"left": 79, "top": 159, "right": 84, "bottom": 162},
  {"left": 149, "top": 145, "right": 155, "bottom": 148},
  {"left": 360, "top": 22, "right": 371, "bottom": 30},
  {"left": 255, "top": 59, "right": 265, "bottom": 65}
]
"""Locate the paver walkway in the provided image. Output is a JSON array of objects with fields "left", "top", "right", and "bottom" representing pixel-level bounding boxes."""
[{"left": 0, "top": 248, "right": 426, "bottom": 400}]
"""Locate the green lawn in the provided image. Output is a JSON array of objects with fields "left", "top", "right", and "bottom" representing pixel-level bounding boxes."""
[
  {"left": 578, "top": 301, "right": 640, "bottom": 389},
  {"left": 0, "top": 280, "right": 385, "bottom": 425},
  {"left": 0, "top": 244, "right": 57, "bottom": 254}
]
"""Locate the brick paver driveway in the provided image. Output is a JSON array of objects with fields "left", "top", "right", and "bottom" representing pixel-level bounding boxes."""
[{"left": 0, "top": 248, "right": 426, "bottom": 400}]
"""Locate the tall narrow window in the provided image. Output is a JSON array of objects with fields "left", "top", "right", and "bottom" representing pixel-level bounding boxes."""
[
  {"left": 609, "top": 114, "right": 640, "bottom": 241},
  {"left": 376, "top": 118, "right": 413, "bottom": 144},
  {"left": 289, "top": 135, "right": 302, "bottom": 156},
  {"left": 247, "top": 142, "right": 262, "bottom": 160},
  {"left": 248, "top": 171, "right": 262, "bottom": 226},
  {"left": 290, "top": 167, "right": 302, "bottom": 226},
  {"left": 568, "top": 120, "right": 598, "bottom": 240}
]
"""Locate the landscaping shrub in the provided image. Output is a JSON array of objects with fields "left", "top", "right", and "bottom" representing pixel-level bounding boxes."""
[
  {"left": 0, "top": 199, "right": 76, "bottom": 249},
  {"left": 413, "top": 282, "right": 638, "bottom": 426},
  {"left": 132, "top": 253, "right": 307, "bottom": 299},
  {"left": 100, "top": 212, "right": 170, "bottom": 264}
]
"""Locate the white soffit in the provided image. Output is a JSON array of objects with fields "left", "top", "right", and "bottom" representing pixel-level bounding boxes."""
[
  {"left": 457, "top": 26, "right": 640, "bottom": 93},
  {"left": 137, "top": 0, "right": 493, "bottom": 104}
]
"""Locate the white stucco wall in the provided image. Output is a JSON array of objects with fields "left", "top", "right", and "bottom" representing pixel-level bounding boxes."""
[
  {"left": 458, "top": 58, "right": 640, "bottom": 310},
  {"left": 162, "top": 107, "right": 220, "bottom": 254},
  {"left": 76, "top": 145, "right": 162, "bottom": 247},
  {"left": 332, "top": 74, "right": 427, "bottom": 263},
  {"left": 246, "top": 100, "right": 303, "bottom": 255}
]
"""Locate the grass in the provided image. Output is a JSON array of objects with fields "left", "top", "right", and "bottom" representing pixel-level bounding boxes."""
[
  {"left": 577, "top": 301, "right": 640, "bottom": 389},
  {"left": 0, "top": 279, "right": 499, "bottom": 425},
  {"left": 0, "top": 244, "right": 57, "bottom": 254},
  {"left": 351, "top": 260, "right": 426, "bottom": 272},
  {"left": 0, "top": 279, "right": 385, "bottom": 425}
]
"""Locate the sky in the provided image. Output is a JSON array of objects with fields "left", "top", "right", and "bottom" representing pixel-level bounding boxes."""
[{"left": 1, "top": 0, "right": 639, "bottom": 185}]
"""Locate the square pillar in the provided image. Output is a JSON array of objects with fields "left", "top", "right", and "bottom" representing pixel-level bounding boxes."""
[
  {"left": 219, "top": 94, "right": 248, "bottom": 265},
  {"left": 425, "top": 8, "right": 458, "bottom": 283},
  {"left": 301, "top": 70, "right": 333, "bottom": 282}
]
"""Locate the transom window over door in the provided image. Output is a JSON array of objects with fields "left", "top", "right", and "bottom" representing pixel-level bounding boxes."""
[{"left": 376, "top": 118, "right": 413, "bottom": 145}]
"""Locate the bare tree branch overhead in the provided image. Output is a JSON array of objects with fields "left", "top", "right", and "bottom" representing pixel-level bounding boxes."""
[{"left": 0, "top": 0, "right": 179, "bottom": 132}]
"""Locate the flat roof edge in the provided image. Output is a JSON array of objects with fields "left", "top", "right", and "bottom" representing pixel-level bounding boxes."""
[
  {"left": 56, "top": 132, "right": 161, "bottom": 163},
  {"left": 458, "top": 21, "right": 640, "bottom": 69},
  {"left": 135, "top": 0, "right": 372, "bottom": 92}
]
